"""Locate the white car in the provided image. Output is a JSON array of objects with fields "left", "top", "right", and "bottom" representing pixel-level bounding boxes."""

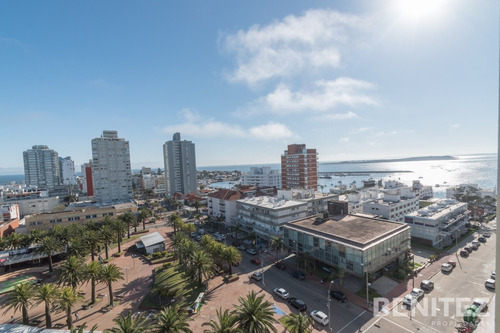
[
  {"left": 441, "top": 263, "right": 453, "bottom": 272},
  {"left": 410, "top": 288, "right": 424, "bottom": 300},
  {"left": 472, "top": 299, "right": 488, "bottom": 312},
  {"left": 273, "top": 288, "right": 290, "bottom": 300},
  {"left": 310, "top": 310, "right": 329, "bottom": 326},
  {"left": 246, "top": 248, "right": 257, "bottom": 255},
  {"left": 403, "top": 294, "right": 417, "bottom": 307},
  {"left": 485, "top": 278, "right": 495, "bottom": 289}
]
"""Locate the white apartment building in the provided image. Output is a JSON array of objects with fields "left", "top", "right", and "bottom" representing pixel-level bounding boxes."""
[
  {"left": 241, "top": 167, "right": 281, "bottom": 188},
  {"left": 277, "top": 189, "right": 339, "bottom": 216},
  {"left": 163, "top": 133, "right": 197, "bottom": 196},
  {"left": 91, "top": 130, "right": 133, "bottom": 205},
  {"left": 446, "top": 183, "right": 497, "bottom": 199},
  {"left": 59, "top": 156, "right": 77, "bottom": 185},
  {"left": 235, "top": 196, "right": 308, "bottom": 241},
  {"left": 207, "top": 189, "right": 246, "bottom": 226},
  {"left": 342, "top": 190, "right": 380, "bottom": 214},
  {"left": 154, "top": 175, "right": 166, "bottom": 196},
  {"left": 23, "top": 145, "right": 61, "bottom": 191},
  {"left": 404, "top": 199, "right": 469, "bottom": 248},
  {"left": 412, "top": 180, "right": 433, "bottom": 199}
]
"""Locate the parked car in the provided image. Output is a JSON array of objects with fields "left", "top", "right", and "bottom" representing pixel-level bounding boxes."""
[
  {"left": 464, "top": 245, "right": 473, "bottom": 253},
  {"left": 274, "top": 262, "right": 286, "bottom": 270},
  {"left": 441, "top": 263, "right": 453, "bottom": 272},
  {"left": 231, "top": 241, "right": 241, "bottom": 247},
  {"left": 246, "top": 248, "right": 257, "bottom": 255},
  {"left": 420, "top": 280, "right": 434, "bottom": 291},
  {"left": 310, "top": 310, "right": 329, "bottom": 326},
  {"left": 403, "top": 294, "right": 417, "bottom": 307},
  {"left": 447, "top": 259, "right": 457, "bottom": 268},
  {"left": 460, "top": 249, "right": 469, "bottom": 257},
  {"left": 250, "top": 258, "right": 261, "bottom": 265},
  {"left": 478, "top": 236, "right": 487, "bottom": 243},
  {"left": 251, "top": 272, "right": 262, "bottom": 281},
  {"left": 237, "top": 245, "right": 246, "bottom": 251},
  {"left": 471, "top": 299, "right": 488, "bottom": 312},
  {"left": 491, "top": 272, "right": 496, "bottom": 280},
  {"left": 482, "top": 232, "right": 491, "bottom": 238},
  {"left": 470, "top": 242, "right": 479, "bottom": 250},
  {"left": 273, "top": 288, "right": 290, "bottom": 300},
  {"left": 411, "top": 288, "right": 424, "bottom": 300},
  {"left": 290, "top": 271, "right": 306, "bottom": 280},
  {"left": 289, "top": 297, "right": 307, "bottom": 311},
  {"left": 485, "top": 278, "right": 495, "bottom": 289},
  {"left": 329, "top": 290, "right": 347, "bottom": 302}
]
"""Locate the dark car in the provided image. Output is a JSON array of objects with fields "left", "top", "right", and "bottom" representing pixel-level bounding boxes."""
[
  {"left": 250, "top": 258, "right": 261, "bottom": 265},
  {"left": 290, "top": 271, "right": 306, "bottom": 280},
  {"left": 231, "top": 241, "right": 241, "bottom": 247},
  {"left": 329, "top": 290, "right": 347, "bottom": 302},
  {"left": 478, "top": 236, "right": 487, "bottom": 243},
  {"left": 274, "top": 262, "right": 286, "bottom": 270},
  {"left": 464, "top": 246, "right": 473, "bottom": 253},
  {"left": 289, "top": 297, "right": 307, "bottom": 311},
  {"left": 460, "top": 249, "right": 469, "bottom": 257}
]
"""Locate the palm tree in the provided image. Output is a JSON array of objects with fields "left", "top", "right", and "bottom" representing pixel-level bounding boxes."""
[
  {"left": 100, "top": 223, "right": 114, "bottom": 260},
  {"left": 34, "top": 283, "right": 60, "bottom": 328},
  {"left": 152, "top": 305, "right": 193, "bottom": 333},
  {"left": 1, "top": 282, "right": 35, "bottom": 325},
  {"left": 222, "top": 246, "right": 241, "bottom": 275},
  {"left": 84, "top": 261, "right": 103, "bottom": 304},
  {"left": 270, "top": 236, "right": 284, "bottom": 259},
  {"left": 138, "top": 208, "right": 152, "bottom": 231},
  {"left": 111, "top": 218, "right": 126, "bottom": 253},
  {"left": 56, "top": 256, "right": 84, "bottom": 290},
  {"left": 5, "top": 232, "right": 27, "bottom": 250},
  {"left": 118, "top": 212, "right": 136, "bottom": 239},
  {"left": 70, "top": 323, "right": 98, "bottom": 333},
  {"left": 82, "top": 228, "right": 101, "bottom": 262},
  {"left": 35, "top": 235, "right": 63, "bottom": 272},
  {"left": 100, "top": 263, "right": 124, "bottom": 306},
  {"left": 202, "top": 308, "right": 237, "bottom": 333},
  {"left": 58, "top": 286, "right": 83, "bottom": 329},
  {"left": 283, "top": 313, "right": 312, "bottom": 333},
  {"left": 167, "top": 213, "right": 183, "bottom": 234},
  {"left": 28, "top": 229, "right": 48, "bottom": 245},
  {"left": 232, "top": 290, "right": 278, "bottom": 333},
  {"left": 189, "top": 249, "right": 213, "bottom": 287},
  {"left": 109, "top": 311, "right": 150, "bottom": 333}
]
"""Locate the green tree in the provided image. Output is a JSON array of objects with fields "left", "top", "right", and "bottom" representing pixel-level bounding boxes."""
[
  {"left": 84, "top": 261, "right": 103, "bottom": 304},
  {"left": 35, "top": 235, "right": 63, "bottom": 272},
  {"left": 138, "top": 208, "right": 152, "bottom": 231},
  {"left": 56, "top": 256, "right": 84, "bottom": 290},
  {"left": 232, "top": 290, "right": 277, "bottom": 333},
  {"left": 100, "top": 223, "right": 115, "bottom": 260},
  {"left": 101, "top": 263, "right": 124, "bottom": 306},
  {"left": 83, "top": 227, "right": 102, "bottom": 262},
  {"left": 167, "top": 213, "right": 183, "bottom": 234},
  {"left": 118, "top": 212, "right": 136, "bottom": 239},
  {"left": 222, "top": 246, "right": 241, "bottom": 275},
  {"left": 57, "top": 287, "right": 83, "bottom": 329},
  {"left": 5, "top": 232, "right": 28, "bottom": 250},
  {"left": 111, "top": 218, "right": 126, "bottom": 253},
  {"left": 1, "top": 282, "right": 35, "bottom": 325},
  {"left": 34, "top": 283, "right": 60, "bottom": 328},
  {"left": 202, "top": 308, "right": 237, "bottom": 333},
  {"left": 189, "top": 249, "right": 214, "bottom": 287},
  {"left": 283, "top": 313, "right": 312, "bottom": 333},
  {"left": 109, "top": 310, "right": 150, "bottom": 333},
  {"left": 70, "top": 323, "right": 98, "bottom": 333},
  {"left": 152, "top": 305, "right": 193, "bottom": 333}
]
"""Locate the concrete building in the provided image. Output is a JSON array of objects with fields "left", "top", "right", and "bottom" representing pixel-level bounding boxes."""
[
  {"left": 0, "top": 203, "right": 20, "bottom": 238},
  {"left": 136, "top": 231, "right": 166, "bottom": 255},
  {"left": 163, "top": 132, "right": 197, "bottom": 196},
  {"left": 59, "top": 156, "right": 77, "bottom": 185},
  {"left": 284, "top": 213, "right": 411, "bottom": 278},
  {"left": 91, "top": 130, "right": 133, "bottom": 204},
  {"left": 281, "top": 144, "right": 318, "bottom": 190},
  {"left": 241, "top": 167, "right": 281, "bottom": 188},
  {"left": 404, "top": 199, "right": 469, "bottom": 248},
  {"left": 2, "top": 190, "right": 59, "bottom": 218},
  {"left": 80, "top": 160, "right": 94, "bottom": 196},
  {"left": 23, "top": 145, "right": 61, "bottom": 191},
  {"left": 446, "top": 183, "right": 497, "bottom": 199},
  {"left": 235, "top": 196, "right": 308, "bottom": 241},
  {"left": 277, "top": 189, "right": 339, "bottom": 216},
  {"left": 207, "top": 189, "right": 247, "bottom": 226},
  {"left": 412, "top": 180, "right": 433, "bottom": 199}
]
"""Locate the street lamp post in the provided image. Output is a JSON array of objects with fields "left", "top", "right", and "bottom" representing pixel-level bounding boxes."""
[
  {"left": 361, "top": 263, "right": 370, "bottom": 309},
  {"left": 260, "top": 252, "right": 265, "bottom": 287},
  {"left": 455, "top": 228, "right": 461, "bottom": 249},
  {"left": 327, "top": 280, "right": 334, "bottom": 332}
]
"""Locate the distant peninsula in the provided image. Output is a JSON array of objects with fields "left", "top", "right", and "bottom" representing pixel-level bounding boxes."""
[{"left": 321, "top": 155, "right": 458, "bottom": 165}]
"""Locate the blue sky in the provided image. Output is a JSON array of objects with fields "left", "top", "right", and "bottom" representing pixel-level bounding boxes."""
[{"left": 0, "top": 0, "right": 498, "bottom": 174}]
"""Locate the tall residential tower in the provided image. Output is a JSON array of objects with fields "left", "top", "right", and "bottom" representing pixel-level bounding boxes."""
[
  {"left": 281, "top": 144, "right": 318, "bottom": 190},
  {"left": 163, "top": 132, "right": 197, "bottom": 196},
  {"left": 59, "top": 156, "right": 77, "bottom": 185},
  {"left": 23, "top": 145, "right": 60, "bottom": 191},
  {"left": 91, "top": 130, "right": 133, "bottom": 204}
]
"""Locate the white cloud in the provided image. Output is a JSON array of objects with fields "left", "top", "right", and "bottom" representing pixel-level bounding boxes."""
[
  {"left": 249, "top": 122, "right": 295, "bottom": 140},
  {"left": 339, "top": 137, "right": 350, "bottom": 143},
  {"left": 221, "top": 9, "right": 365, "bottom": 85},
  {"left": 450, "top": 123, "right": 460, "bottom": 129}
]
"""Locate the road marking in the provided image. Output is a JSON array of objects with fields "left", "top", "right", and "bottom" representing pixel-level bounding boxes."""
[
  {"left": 379, "top": 317, "right": 414, "bottom": 332},
  {"left": 387, "top": 309, "right": 450, "bottom": 333},
  {"left": 336, "top": 310, "right": 366, "bottom": 332}
]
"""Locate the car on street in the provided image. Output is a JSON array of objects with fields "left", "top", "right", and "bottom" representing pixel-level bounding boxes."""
[
  {"left": 471, "top": 299, "right": 488, "bottom": 312},
  {"left": 231, "top": 241, "right": 241, "bottom": 247},
  {"left": 441, "top": 263, "right": 453, "bottom": 272},
  {"left": 290, "top": 271, "right": 306, "bottom": 280},
  {"left": 411, "top": 288, "right": 424, "bottom": 300},
  {"left": 470, "top": 242, "right": 479, "bottom": 250},
  {"left": 237, "top": 245, "right": 246, "bottom": 251},
  {"left": 274, "top": 262, "right": 286, "bottom": 270},
  {"left": 246, "top": 248, "right": 257, "bottom": 255},
  {"left": 460, "top": 249, "right": 469, "bottom": 257},
  {"left": 250, "top": 258, "right": 261, "bottom": 265},
  {"left": 464, "top": 245, "right": 473, "bottom": 253},
  {"left": 310, "top": 310, "right": 329, "bottom": 326},
  {"left": 420, "top": 280, "right": 434, "bottom": 291},
  {"left": 329, "top": 290, "right": 347, "bottom": 302},
  {"left": 485, "top": 278, "right": 495, "bottom": 289},
  {"left": 478, "top": 236, "right": 487, "bottom": 243},
  {"left": 491, "top": 272, "right": 496, "bottom": 280},
  {"left": 447, "top": 259, "right": 457, "bottom": 268},
  {"left": 273, "top": 288, "right": 290, "bottom": 300},
  {"left": 482, "top": 232, "right": 491, "bottom": 238},
  {"left": 403, "top": 294, "right": 417, "bottom": 307},
  {"left": 251, "top": 272, "right": 262, "bottom": 281},
  {"left": 289, "top": 297, "right": 307, "bottom": 311}
]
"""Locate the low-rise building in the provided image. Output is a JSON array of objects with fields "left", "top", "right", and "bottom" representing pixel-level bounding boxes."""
[
  {"left": 241, "top": 166, "right": 281, "bottom": 188},
  {"left": 207, "top": 189, "right": 246, "bottom": 226},
  {"left": 136, "top": 231, "right": 165, "bottom": 255},
  {"left": 277, "top": 189, "right": 339, "bottom": 216},
  {"left": 0, "top": 203, "right": 20, "bottom": 238},
  {"left": 284, "top": 213, "right": 411, "bottom": 278},
  {"left": 404, "top": 199, "right": 469, "bottom": 248}
]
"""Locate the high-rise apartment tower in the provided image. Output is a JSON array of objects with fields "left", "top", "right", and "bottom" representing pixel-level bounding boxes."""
[
  {"left": 281, "top": 144, "right": 318, "bottom": 190},
  {"left": 59, "top": 156, "right": 77, "bottom": 185},
  {"left": 91, "top": 130, "right": 133, "bottom": 204},
  {"left": 23, "top": 145, "right": 60, "bottom": 190},
  {"left": 163, "top": 133, "right": 197, "bottom": 196}
]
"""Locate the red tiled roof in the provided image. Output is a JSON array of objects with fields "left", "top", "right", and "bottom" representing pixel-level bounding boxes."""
[{"left": 207, "top": 189, "right": 246, "bottom": 201}]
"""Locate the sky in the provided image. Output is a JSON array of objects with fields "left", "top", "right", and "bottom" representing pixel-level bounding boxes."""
[{"left": 0, "top": 0, "right": 498, "bottom": 174}]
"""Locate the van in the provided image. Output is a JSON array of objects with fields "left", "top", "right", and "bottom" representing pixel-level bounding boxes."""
[{"left": 420, "top": 280, "right": 434, "bottom": 291}]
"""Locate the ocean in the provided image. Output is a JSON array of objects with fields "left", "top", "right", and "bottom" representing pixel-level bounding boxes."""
[{"left": 2, "top": 154, "right": 496, "bottom": 199}]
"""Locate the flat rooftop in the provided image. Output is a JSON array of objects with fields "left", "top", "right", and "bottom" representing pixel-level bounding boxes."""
[{"left": 286, "top": 214, "right": 409, "bottom": 249}]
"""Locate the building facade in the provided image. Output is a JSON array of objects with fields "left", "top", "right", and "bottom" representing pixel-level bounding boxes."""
[
  {"left": 163, "top": 132, "right": 197, "bottom": 196},
  {"left": 23, "top": 145, "right": 61, "bottom": 191},
  {"left": 284, "top": 214, "right": 411, "bottom": 277},
  {"left": 281, "top": 144, "right": 318, "bottom": 190},
  {"left": 207, "top": 189, "right": 246, "bottom": 226},
  {"left": 241, "top": 167, "right": 282, "bottom": 188},
  {"left": 81, "top": 160, "right": 94, "bottom": 196},
  {"left": 59, "top": 156, "right": 77, "bottom": 185},
  {"left": 91, "top": 131, "right": 133, "bottom": 204},
  {"left": 404, "top": 199, "right": 469, "bottom": 248}
]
